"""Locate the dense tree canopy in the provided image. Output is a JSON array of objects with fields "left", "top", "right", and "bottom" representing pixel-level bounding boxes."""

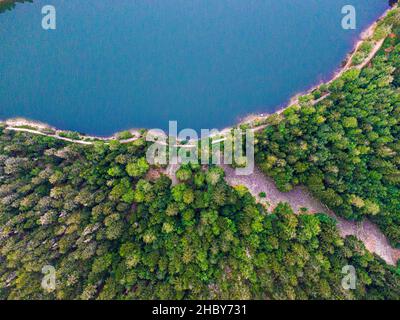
[{"left": 0, "top": 130, "right": 399, "bottom": 299}]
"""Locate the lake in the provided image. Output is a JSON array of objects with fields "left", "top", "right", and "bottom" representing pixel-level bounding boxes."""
[{"left": 0, "top": 0, "right": 390, "bottom": 135}]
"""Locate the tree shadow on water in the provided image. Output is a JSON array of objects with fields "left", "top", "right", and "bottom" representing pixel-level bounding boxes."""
[{"left": 0, "top": 0, "right": 33, "bottom": 14}]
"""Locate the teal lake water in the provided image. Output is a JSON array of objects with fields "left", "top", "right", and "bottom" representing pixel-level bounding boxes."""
[{"left": 0, "top": 0, "right": 390, "bottom": 135}]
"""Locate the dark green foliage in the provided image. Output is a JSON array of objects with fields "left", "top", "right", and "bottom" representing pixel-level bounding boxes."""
[
  {"left": 0, "top": 131, "right": 399, "bottom": 299},
  {"left": 0, "top": 0, "right": 32, "bottom": 14}
]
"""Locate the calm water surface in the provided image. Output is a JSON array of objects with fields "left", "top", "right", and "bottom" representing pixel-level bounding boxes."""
[{"left": 0, "top": 0, "right": 390, "bottom": 135}]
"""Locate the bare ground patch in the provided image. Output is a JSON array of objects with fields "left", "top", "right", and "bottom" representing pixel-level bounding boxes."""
[{"left": 222, "top": 164, "right": 400, "bottom": 266}]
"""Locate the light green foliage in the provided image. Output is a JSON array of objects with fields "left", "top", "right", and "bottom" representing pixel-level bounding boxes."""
[
  {"left": 117, "top": 131, "right": 133, "bottom": 140},
  {"left": 126, "top": 157, "right": 149, "bottom": 178}
]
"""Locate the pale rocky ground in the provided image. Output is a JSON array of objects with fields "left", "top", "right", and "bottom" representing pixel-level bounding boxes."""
[{"left": 222, "top": 164, "right": 400, "bottom": 266}]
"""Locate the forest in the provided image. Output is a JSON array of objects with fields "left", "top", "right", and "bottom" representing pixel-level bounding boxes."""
[{"left": 0, "top": 129, "right": 400, "bottom": 299}]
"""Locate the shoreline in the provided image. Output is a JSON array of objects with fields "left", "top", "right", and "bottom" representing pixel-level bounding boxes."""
[
  {"left": 238, "top": 5, "right": 393, "bottom": 127},
  {"left": 1, "top": 117, "right": 142, "bottom": 142},
  {"left": 0, "top": 5, "right": 396, "bottom": 142}
]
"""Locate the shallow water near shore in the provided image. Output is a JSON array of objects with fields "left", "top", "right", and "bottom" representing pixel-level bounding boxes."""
[{"left": 0, "top": 0, "right": 390, "bottom": 135}]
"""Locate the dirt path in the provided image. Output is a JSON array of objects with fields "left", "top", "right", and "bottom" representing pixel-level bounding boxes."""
[
  {"left": 6, "top": 127, "right": 95, "bottom": 145},
  {"left": 164, "top": 163, "right": 179, "bottom": 186},
  {"left": 222, "top": 164, "right": 400, "bottom": 266},
  {"left": 4, "top": 126, "right": 140, "bottom": 145}
]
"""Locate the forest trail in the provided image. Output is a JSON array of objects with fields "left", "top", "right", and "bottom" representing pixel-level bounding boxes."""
[
  {"left": 222, "top": 164, "right": 400, "bottom": 266},
  {"left": 6, "top": 127, "right": 94, "bottom": 145},
  {"left": 4, "top": 126, "right": 140, "bottom": 145}
]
